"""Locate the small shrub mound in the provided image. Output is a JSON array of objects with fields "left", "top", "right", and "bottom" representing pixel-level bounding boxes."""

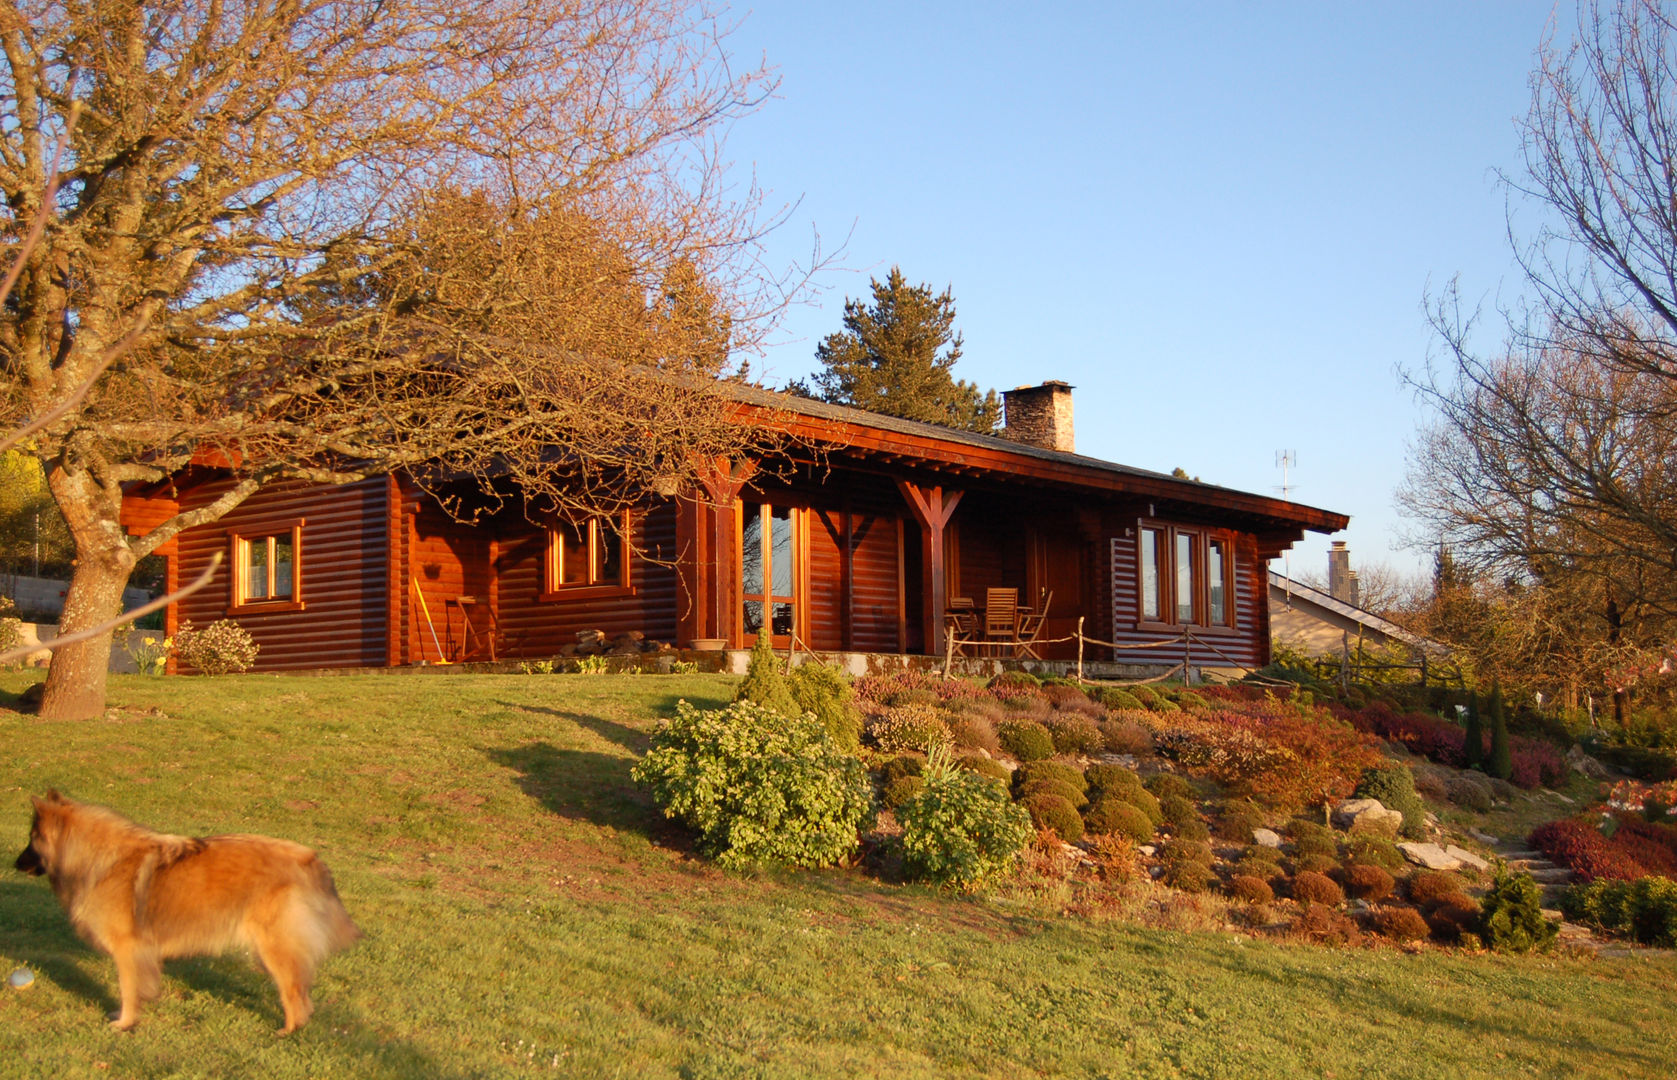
[
  {"left": 173, "top": 619, "right": 261, "bottom": 675},
  {"left": 1112, "top": 786, "right": 1164, "bottom": 826},
  {"left": 1561, "top": 876, "right": 1677, "bottom": 947},
  {"left": 1044, "top": 715, "right": 1104, "bottom": 755},
  {"left": 1479, "top": 870, "right": 1558, "bottom": 953},
  {"left": 1146, "top": 773, "right": 1194, "bottom": 801},
  {"left": 1407, "top": 871, "right": 1466, "bottom": 906},
  {"left": 898, "top": 754, "right": 1035, "bottom": 890},
  {"left": 946, "top": 714, "right": 1002, "bottom": 755},
  {"left": 882, "top": 754, "right": 924, "bottom": 784},
  {"left": 1085, "top": 763, "right": 1143, "bottom": 796},
  {"left": 1292, "top": 903, "right": 1361, "bottom": 946},
  {"left": 1160, "top": 838, "right": 1214, "bottom": 866},
  {"left": 1371, "top": 905, "right": 1431, "bottom": 943},
  {"left": 1237, "top": 855, "right": 1283, "bottom": 881},
  {"left": 1014, "top": 760, "right": 1088, "bottom": 796},
  {"left": 1097, "top": 717, "right": 1153, "bottom": 755},
  {"left": 1172, "top": 816, "right": 1211, "bottom": 843},
  {"left": 735, "top": 632, "right": 799, "bottom": 716},
  {"left": 1227, "top": 874, "right": 1275, "bottom": 905},
  {"left": 1292, "top": 871, "right": 1344, "bottom": 906},
  {"left": 633, "top": 700, "right": 874, "bottom": 869},
  {"left": 788, "top": 661, "right": 864, "bottom": 752},
  {"left": 883, "top": 775, "right": 925, "bottom": 809},
  {"left": 1291, "top": 830, "right": 1339, "bottom": 860},
  {"left": 1215, "top": 804, "right": 1265, "bottom": 843},
  {"left": 1344, "top": 835, "right": 1405, "bottom": 872},
  {"left": 1159, "top": 794, "right": 1199, "bottom": 827},
  {"left": 989, "top": 670, "right": 1042, "bottom": 692},
  {"left": 1353, "top": 762, "right": 1426, "bottom": 839},
  {"left": 1085, "top": 798, "right": 1154, "bottom": 843},
  {"left": 1446, "top": 774, "right": 1494, "bottom": 813},
  {"left": 1344, "top": 863, "right": 1395, "bottom": 902},
  {"left": 955, "top": 755, "right": 1011, "bottom": 784},
  {"left": 1019, "top": 778, "right": 1087, "bottom": 809},
  {"left": 870, "top": 703, "right": 949, "bottom": 753},
  {"left": 1099, "top": 687, "right": 1145, "bottom": 711},
  {"left": 1294, "top": 852, "right": 1340, "bottom": 876},
  {"left": 1426, "top": 895, "right": 1482, "bottom": 943},
  {"left": 1163, "top": 860, "right": 1213, "bottom": 893},
  {"left": 885, "top": 687, "right": 940, "bottom": 708},
  {"left": 997, "top": 720, "right": 1055, "bottom": 762},
  {"left": 1022, "top": 794, "right": 1085, "bottom": 842}
]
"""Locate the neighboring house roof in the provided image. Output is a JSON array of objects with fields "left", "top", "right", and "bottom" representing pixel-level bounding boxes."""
[
  {"left": 729, "top": 384, "right": 1348, "bottom": 538},
  {"left": 1268, "top": 571, "right": 1449, "bottom": 656}
]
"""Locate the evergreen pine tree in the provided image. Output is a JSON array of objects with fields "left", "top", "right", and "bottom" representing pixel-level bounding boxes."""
[
  {"left": 1462, "top": 691, "right": 1484, "bottom": 770},
  {"left": 1487, "top": 681, "right": 1513, "bottom": 781},
  {"left": 791, "top": 268, "right": 1001, "bottom": 432},
  {"left": 735, "top": 631, "right": 799, "bottom": 717}
]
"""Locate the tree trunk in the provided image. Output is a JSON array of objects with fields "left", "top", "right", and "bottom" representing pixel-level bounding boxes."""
[{"left": 38, "top": 461, "right": 137, "bottom": 720}]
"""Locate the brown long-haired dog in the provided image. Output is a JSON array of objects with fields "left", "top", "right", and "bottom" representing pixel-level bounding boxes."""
[{"left": 14, "top": 791, "right": 360, "bottom": 1033}]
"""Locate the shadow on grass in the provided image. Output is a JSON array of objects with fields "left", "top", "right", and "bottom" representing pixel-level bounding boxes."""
[
  {"left": 0, "top": 878, "right": 113, "bottom": 1011},
  {"left": 486, "top": 741, "right": 664, "bottom": 837},
  {"left": 491, "top": 700, "right": 651, "bottom": 756}
]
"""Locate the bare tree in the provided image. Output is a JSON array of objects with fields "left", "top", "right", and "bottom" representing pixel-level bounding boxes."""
[{"left": 0, "top": 0, "right": 803, "bottom": 719}]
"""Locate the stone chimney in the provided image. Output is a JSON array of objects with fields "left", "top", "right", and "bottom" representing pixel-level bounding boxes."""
[
  {"left": 1002, "top": 381, "right": 1075, "bottom": 452},
  {"left": 1327, "top": 541, "right": 1360, "bottom": 607}
]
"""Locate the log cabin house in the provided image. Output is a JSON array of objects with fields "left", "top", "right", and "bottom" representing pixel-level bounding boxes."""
[{"left": 120, "top": 381, "right": 1347, "bottom": 675}]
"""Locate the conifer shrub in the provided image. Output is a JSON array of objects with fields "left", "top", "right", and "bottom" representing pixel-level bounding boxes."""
[
  {"left": 1163, "top": 859, "right": 1213, "bottom": 893},
  {"left": 882, "top": 754, "right": 924, "bottom": 785},
  {"left": 1115, "top": 787, "right": 1164, "bottom": 826},
  {"left": 788, "top": 662, "right": 864, "bottom": 752},
  {"left": 1172, "top": 816, "right": 1211, "bottom": 843},
  {"left": 1286, "top": 819, "right": 1337, "bottom": 847},
  {"left": 1353, "top": 762, "right": 1426, "bottom": 839},
  {"left": 1161, "top": 838, "right": 1213, "bottom": 865},
  {"left": 1084, "top": 798, "right": 1154, "bottom": 843},
  {"left": 997, "top": 720, "right": 1055, "bottom": 762},
  {"left": 1145, "top": 773, "right": 1194, "bottom": 801},
  {"left": 1294, "top": 853, "right": 1341, "bottom": 876},
  {"left": 1407, "top": 870, "right": 1466, "bottom": 906},
  {"left": 1096, "top": 716, "right": 1154, "bottom": 755},
  {"left": 1292, "top": 870, "right": 1344, "bottom": 906},
  {"left": 1159, "top": 794, "right": 1199, "bottom": 827},
  {"left": 1171, "top": 689, "right": 1210, "bottom": 711},
  {"left": 1014, "top": 760, "right": 1088, "bottom": 796},
  {"left": 1479, "top": 870, "right": 1557, "bottom": 953},
  {"left": 988, "top": 670, "right": 1042, "bottom": 692},
  {"left": 869, "top": 703, "right": 949, "bottom": 753},
  {"left": 898, "top": 750, "right": 1035, "bottom": 890},
  {"left": 1344, "top": 863, "right": 1395, "bottom": 901},
  {"left": 883, "top": 774, "right": 925, "bottom": 809},
  {"left": 1022, "top": 793, "right": 1084, "bottom": 842},
  {"left": 735, "top": 632, "right": 798, "bottom": 716},
  {"left": 1561, "top": 876, "right": 1677, "bottom": 947},
  {"left": 1371, "top": 905, "right": 1431, "bottom": 942},
  {"left": 1242, "top": 842, "right": 1283, "bottom": 866},
  {"left": 955, "top": 755, "right": 1011, "bottom": 784},
  {"left": 1445, "top": 774, "right": 1494, "bottom": 812},
  {"left": 1216, "top": 804, "right": 1265, "bottom": 843},
  {"left": 1487, "top": 682, "right": 1513, "bottom": 782},
  {"left": 1291, "top": 830, "right": 1339, "bottom": 860},
  {"left": 1461, "top": 691, "right": 1484, "bottom": 771},
  {"left": 1237, "top": 855, "right": 1284, "bottom": 881},
  {"left": 1227, "top": 874, "right": 1275, "bottom": 905},
  {"left": 1043, "top": 714, "right": 1105, "bottom": 756},
  {"left": 1085, "top": 763, "right": 1143, "bottom": 795},
  {"left": 1344, "top": 835, "right": 1405, "bottom": 872},
  {"left": 1019, "top": 778, "right": 1088, "bottom": 809},
  {"left": 1099, "top": 687, "right": 1145, "bottom": 711},
  {"left": 633, "top": 700, "right": 874, "bottom": 869},
  {"left": 1129, "top": 685, "right": 1165, "bottom": 709}
]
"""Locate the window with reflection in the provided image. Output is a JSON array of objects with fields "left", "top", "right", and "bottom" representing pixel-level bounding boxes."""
[
  {"left": 1135, "top": 523, "right": 1236, "bottom": 629},
  {"left": 544, "top": 514, "right": 630, "bottom": 594},
  {"left": 741, "top": 502, "right": 798, "bottom": 639},
  {"left": 231, "top": 520, "right": 303, "bottom": 610}
]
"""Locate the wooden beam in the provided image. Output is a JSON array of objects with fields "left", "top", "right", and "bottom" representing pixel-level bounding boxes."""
[{"left": 897, "top": 479, "right": 964, "bottom": 655}]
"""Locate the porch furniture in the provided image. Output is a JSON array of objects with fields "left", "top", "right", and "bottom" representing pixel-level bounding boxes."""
[
  {"left": 944, "top": 597, "right": 979, "bottom": 656},
  {"left": 1014, "top": 589, "right": 1053, "bottom": 660},
  {"left": 983, "top": 588, "right": 1020, "bottom": 656},
  {"left": 446, "top": 595, "right": 500, "bottom": 662}
]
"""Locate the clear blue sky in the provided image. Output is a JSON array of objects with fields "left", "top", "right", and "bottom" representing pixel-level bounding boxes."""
[{"left": 723, "top": 2, "right": 1564, "bottom": 584}]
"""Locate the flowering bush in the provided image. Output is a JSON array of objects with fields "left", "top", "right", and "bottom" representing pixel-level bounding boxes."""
[
  {"left": 898, "top": 748, "right": 1033, "bottom": 890},
  {"left": 172, "top": 619, "right": 259, "bottom": 674},
  {"left": 632, "top": 700, "right": 874, "bottom": 868}
]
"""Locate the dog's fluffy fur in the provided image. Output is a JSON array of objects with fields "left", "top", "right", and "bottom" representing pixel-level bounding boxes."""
[{"left": 14, "top": 791, "right": 359, "bottom": 1032}]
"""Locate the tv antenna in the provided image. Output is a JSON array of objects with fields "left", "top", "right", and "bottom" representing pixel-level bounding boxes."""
[{"left": 1275, "top": 451, "right": 1297, "bottom": 603}]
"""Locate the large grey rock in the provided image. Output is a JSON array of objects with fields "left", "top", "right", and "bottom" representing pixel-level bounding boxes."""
[
  {"left": 1333, "top": 798, "right": 1404, "bottom": 835},
  {"left": 1251, "top": 828, "right": 1282, "bottom": 849},
  {"left": 1566, "top": 744, "right": 1613, "bottom": 780},
  {"left": 1398, "top": 842, "right": 1463, "bottom": 870},
  {"left": 1442, "top": 845, "right": 1489, "bottom": 872}
]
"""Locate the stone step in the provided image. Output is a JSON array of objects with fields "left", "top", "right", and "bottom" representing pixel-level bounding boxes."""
[
  {"left": 1506, "top": 858, "right": 1559, "bottom": 872},
  {"left": 1497, "top": 849, "right": 1544, "bottom": 861},
  {"left": 1528, "top": 867, "right": 1574, "bottom": 884}
]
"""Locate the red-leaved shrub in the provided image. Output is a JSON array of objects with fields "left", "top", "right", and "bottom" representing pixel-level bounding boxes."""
[
  {"left": 1528, "top": 820, "right": 1648, "bottom": 883},
  {"left": 1371, "top": 905, "right": 1431, "bottom": 942},
  {"left": 1292, "top": 870, "right": 1344, "bottom": 906}
]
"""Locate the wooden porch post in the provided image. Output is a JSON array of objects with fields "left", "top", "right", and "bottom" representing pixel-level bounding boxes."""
[
  {"left": 695, "top": 457, "right": 755, "bottom": 648},
  {"left": 897, "top": 479, "right": 964, "bottom": 656}
]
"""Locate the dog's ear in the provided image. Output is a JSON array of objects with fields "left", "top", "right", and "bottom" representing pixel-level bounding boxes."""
[{"left": 44, "top": 789, "right": 63, "bottom": 803}]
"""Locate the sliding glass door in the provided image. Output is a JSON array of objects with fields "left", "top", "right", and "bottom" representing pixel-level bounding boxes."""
[{"left": 741, "top": 502, "right": 799, "bottom": 644}]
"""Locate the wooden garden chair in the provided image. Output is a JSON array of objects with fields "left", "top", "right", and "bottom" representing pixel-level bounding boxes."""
[
  {"left": 983, "top": 588, "right": 1020, "bottom": 657},
  {"left": 1014, "top": 589, "right": 1052, "bottom": 659}
]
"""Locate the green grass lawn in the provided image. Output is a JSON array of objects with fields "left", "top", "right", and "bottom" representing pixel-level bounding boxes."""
[{"left": 0, "top": 672, "right": 1673, "bottom": 1079}]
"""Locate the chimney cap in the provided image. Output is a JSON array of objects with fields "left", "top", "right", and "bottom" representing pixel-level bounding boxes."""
[{"left": 1007, "top": 380, "right": 1074, "bottom": 392}]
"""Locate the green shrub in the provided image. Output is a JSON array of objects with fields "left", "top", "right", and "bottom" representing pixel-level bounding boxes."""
[
  {"left": 1099, "top": 687, "right": 1145, "bottom": 711},
  {"left": 1287, "top": 819, "right": 1336, "bottom": 845},
  {"left": 1014, "top": 759, "right": 1088, "bottom": 795},
  {"left": 735, "top": 632, "right": 798, "bottom": 716},
  {"left": 1353, "top": 762, "right": 1426, "bottom": 839},
  {"left": 1022, "top": 793, "right": 1085, "bottom": 842},
  {"left": 882, "top": 754, "right": 924, "bottom": 785},
  {"left": 1019, "top": 778, "right": 1088, "bottom": 809},
  {"left": 955, "top": 755, "right": 1011, "bottom": 784},
  {"left": 1160, "top": 838, "right": 1213, "bottom": 865},
  {"left": 633, "top": 700, "right": 874, "bottom": 868},
  {"left": 1146, "top": 774, "right": 1194, "bottom": 801},
  {"left": 1114, "top": 787, "right": 1164, "bottom": 826},
  {"left": 997, "top": 720, "right": 1055, "bottom": 762},
  {"left": 1085, "top": 797, "right": 1153, "bottom": 843},
  {"left": 1172, "top": 816, "right": 1211, "bottom": 843},
  {"left": 1479, "top": 870, "right": 1558, "bottom": 953},
  {"left": 1487, "top": 682, "right": 1513, "bottom": 782},
  {"left": 1446, "top": 774, "right": 1493, "bottom": 812},
  {"left": 1290, "top": 828, "right": 1339, "bottom": 860},
  {"left": 1044, "top": 715, "right": 1105, "bottom": 756},
  {"left": 1407, "top": 871, "right": 1465, "bottom": 906},
  {"left": 1292, "top": 870, "right": 1344, "bottom": 906},
  {"left": 1561, "top": 876, "right": 1677, "bottom": 947},
  {"left": 1345, "top": 863, "right": 1395, "bottom": 901},
  {"left": 1371, "top": 905, "right": 1430, "bottom": 942},
  {"left": 1294, "top": 853, "right": 1340, "bottom": 875},
  {"left": 883, "top": 774, "right": 924, "bottom": 809},
  {"left": 1215, "top": 804, "right": 1265, "bottom": 843},
  {"left": 1227, "top": 874, "right": 1274, "bottom": 904},
  {"left": 788, "top": 662, "right": 863, "bottom": 751},
  {"left": 870, "top": 703, "right": 949, "bottom": 753},
  {"left": 1163, "top": 860, "right": 1212, "bottom": 892},
  {"left": 1085, "top": 763, "right": 1143, "bottom": 795},
  {"left": 989, "top": 670, "right": 1042, "bottom": 691},
  {"left": 1344, "top": 835, "right": 1405, "bottom": 872},
  {"left": 1171, "top": 690, "right": 1210, "bottom": 710},
  {"left": 946, "top": 713, "right": 1002, "bottom": 754},
  {"left": 1237, "top": 855, "right": 1284, "bottom": 881},
  {"left": 1159, "top": 794, "right": 1198, "bottom": 827},
  {"left": 898, "top": 752, "right": 1034, "bottom": 890},
  {"left": 1130, "top": 685, "right": 1164, "bottom": 709},
  {"left": 1241, "top": 843, "right": 1283, "bottom": 866}
]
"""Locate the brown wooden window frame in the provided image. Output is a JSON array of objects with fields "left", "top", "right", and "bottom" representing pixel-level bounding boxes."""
[
  {"left": 1134, "top": 520, "right": 1237, "bottom": 634},
  {"left": 228, "top": 518, "right": 305, "bottom": 614},
  {"left": 540, "top": 512, "right": 633, "bottom": 601}
]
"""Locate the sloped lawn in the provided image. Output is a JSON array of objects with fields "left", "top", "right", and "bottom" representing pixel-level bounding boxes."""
[{"left": 0, "top": 671, "right": 1672, "bottom": 1079}]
